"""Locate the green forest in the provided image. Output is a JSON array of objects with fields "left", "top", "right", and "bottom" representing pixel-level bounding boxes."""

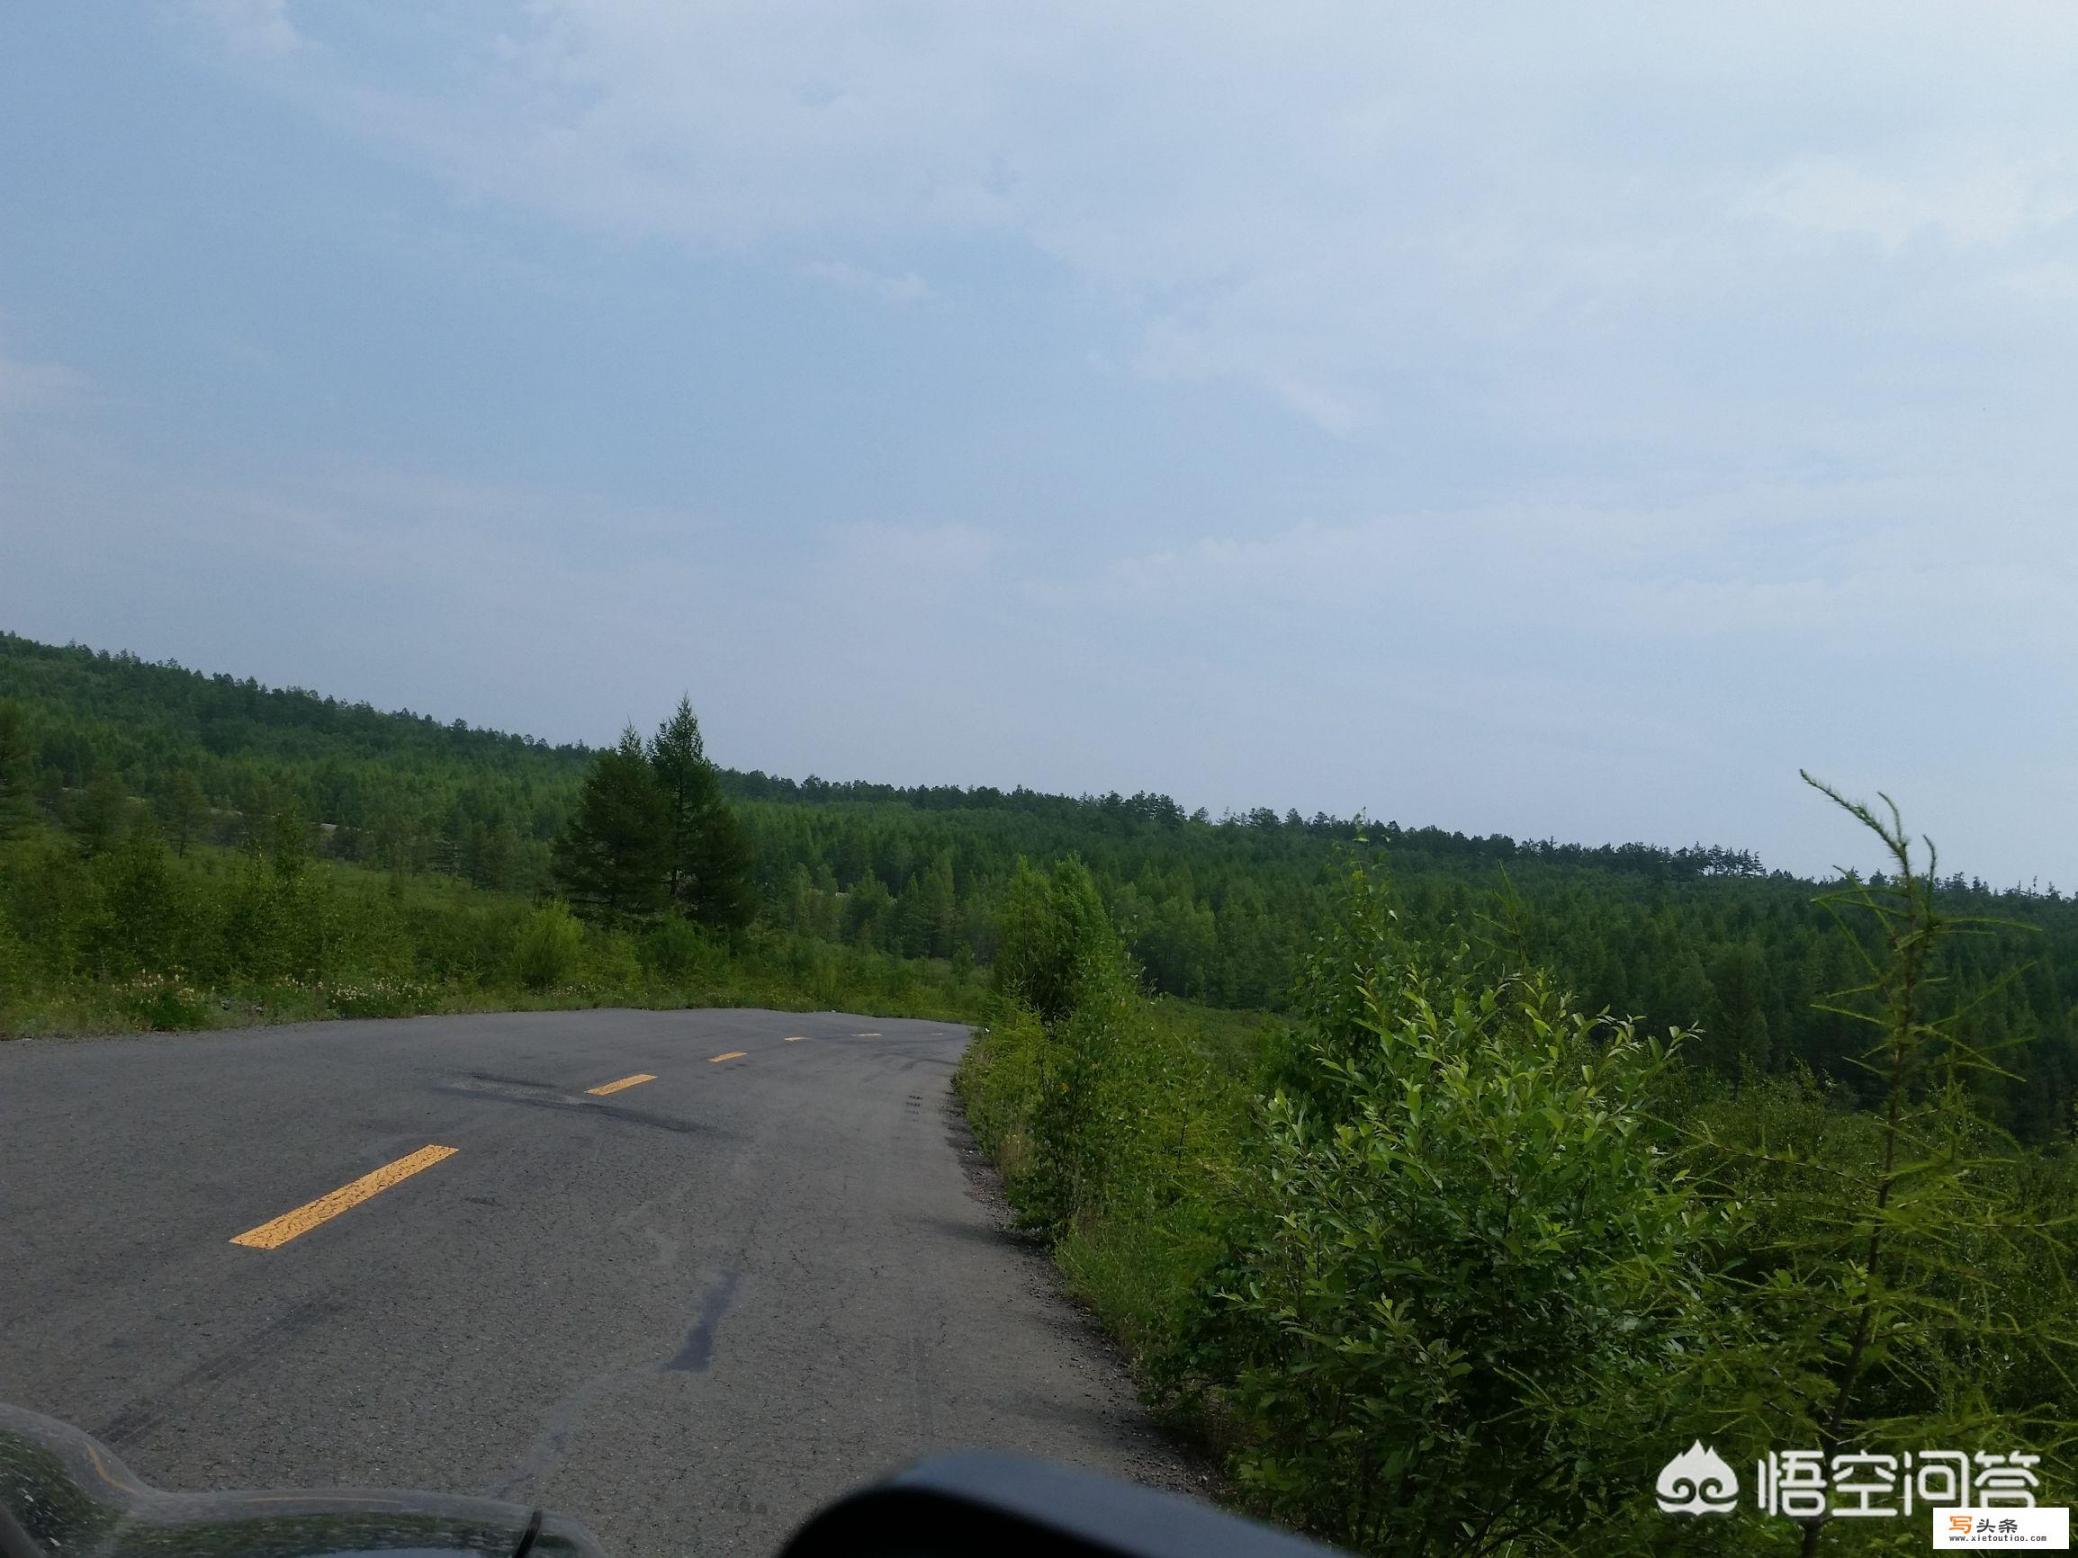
[
  {"left": 2, "top": 630, "right": 2074, "bottom": 1554},
  {"left": 3, "top": 631, "right": 2073, "bottom": 1139}
]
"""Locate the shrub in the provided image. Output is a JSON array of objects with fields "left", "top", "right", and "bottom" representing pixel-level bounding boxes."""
[
  {"left": 0, "top": 900, "right": 33, "bottom": 1016},
  {"left": 1673, "top": 780, "right": 2078, "bottom": 1541},
  {"left": 992, "top": 857, "right": 1115, "bottom": 1025},
  {"left": 512, "top": 901, "right": 584, "bottom": 991},
  {"left": 578, "top": 922, "right": 642, "bottom": 993},
  {"left": 104, "top": 968, "right": 211, "bottom": 1030},
  {"left": 639, "top": 916, "right": 714, "bottom": 982},
  {"left": 957, "top": 1004, "right": 1048, "bottom": 1199},
  {"left": 955, "top": 801, "right": 2078, "bottom": 1557},
  {"left": 1209, "top": 945, "right": 1710, "bottom": 1553}
]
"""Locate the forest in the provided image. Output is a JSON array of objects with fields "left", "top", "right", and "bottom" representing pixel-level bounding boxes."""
[
  {"left": 3, "top": 629, "right": 2074, "bottom": 1552},
  {"left": 2, "top": 630, "right": 2073, "bottom": 1141}
]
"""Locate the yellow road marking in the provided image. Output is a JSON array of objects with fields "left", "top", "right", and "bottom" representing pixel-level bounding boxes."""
[
  {"left": 709, "top": 1050, "right": 747, "bottom": 1063},
  {"left": 585, "top": 1073, "right": 656, "bottom": 1097},
  {"left": 230, "top": 1145, "right": 458, "bottom": 1250}
]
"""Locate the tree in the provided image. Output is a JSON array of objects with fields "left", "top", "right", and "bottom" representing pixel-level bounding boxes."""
[
  {"left": 462, "top": 818, "right": 517, "bottom": 892},
  {"left": 1218, "top": 939, "right": 1708, "bottom": 1554},
  {"left": 262, "top": 792, "right": 313, "bottom": 881},
  {"left": 0, "top": 700, "right": 36, "bottom": 841},
  {"left": 1682, "top": 778, "right": 2078, "bottom": 1556},
  {"left": 649, "top": 696, "right": 710, "bottom": 908},
  {"left": 552, "top": 726, "right": 669, "bottom": 925},
  {"left": 1702, "top": 940, "right": 1771, "bottom": 1075},
  {"left": 893, "top": 858, "right": 959, "bottom": 958},
  {"left": 94, "top": 820, "right": 181, "bottom": 973},
  {"left": 682, "top": 794, "right": 756, "bottom": 933},
  {"left": 844, "top": 872, "right": 895, "bottom": 948},
  {"left": 163, "top": 769, "right": 208, "bottom": 857},
  {"left": 992, "top": 857, "right": 1113, "bottom": 1026},
  {"left": 69, "top": 772, "right": 128, "bottom": 859},
  {"left": 648, "top": 695, "right": 754, "bottom": 933}
]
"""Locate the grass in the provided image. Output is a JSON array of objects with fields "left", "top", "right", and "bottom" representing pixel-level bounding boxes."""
[{"left": 0, "top": 831, "right": 984, "bottom": 1039}]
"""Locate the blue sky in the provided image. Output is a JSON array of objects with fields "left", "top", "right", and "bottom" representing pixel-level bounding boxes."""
[{"left": 2, "top": 2, "right": 2074, "bottom": 884}]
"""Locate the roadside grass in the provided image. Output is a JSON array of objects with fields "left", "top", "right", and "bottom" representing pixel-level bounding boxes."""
[
  {"left": 0, "top": 830, "right": 982, "bottom": 1039},
  {"left": 956, "top": 852, "right": 2078, "bottom": 1556},
  {"left": 957, "top": 987, "right": 1263, "bottom": 1437}
]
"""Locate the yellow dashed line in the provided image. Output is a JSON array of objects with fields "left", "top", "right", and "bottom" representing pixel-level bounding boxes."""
[
  {"left": 230, "top": 1145, "right": 458, "bottom": 1251},
  {"left": 709, "top": 1051, "right": 747, "bottom": 1064},
  {"left": 585, "top": 1073, "right": 656, "bottom": 1097}
]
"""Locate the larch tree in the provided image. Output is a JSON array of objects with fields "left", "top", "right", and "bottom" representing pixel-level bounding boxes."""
[
  {"left": 552, "top": 725, "right": 669, "bottom": 926},
  {"left": 648, "top": 695, "right": 754, "bottom": 935}
]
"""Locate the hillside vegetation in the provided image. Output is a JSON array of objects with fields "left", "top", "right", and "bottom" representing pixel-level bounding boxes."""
[
  {"left": 960, "top": 812, "right": 2078, "bottom": 1554},
  {"left": 2, "top": 631, "right": 2074, "bottom": 1139},
  {"left": 3, "top": 631, "right": 2074, "bottom": 1552}
]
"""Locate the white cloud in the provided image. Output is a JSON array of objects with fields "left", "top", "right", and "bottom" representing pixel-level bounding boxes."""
[
  {"left": 1045, "top": 480, "right": 2076, "bottom": 664},
  {"left": 192, "top": 1, "right": 2078, "bottom": 449},
  {"left": 27, "top": 3, "right": 2076, "bottom": 882},
  {"left": 0, "top": 344, "right": 88, "bottom": 415},
  {"left": 799, "top": 260, "right": 930, "bottom": 306},
  {"left": 813, "top": 521, "right": 993, "bottom": 594},
  {"left": 1741, "top": 155, "right": 2078, "bottom": 251},
  {"left": 189, "top": 0, "right": 300, "bottom": 57},
  {"left": 2000, "top": 259, "right": 2078, "bottom": 302}
]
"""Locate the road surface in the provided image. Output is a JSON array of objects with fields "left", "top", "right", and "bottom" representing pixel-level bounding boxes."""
[{"left": 0, "top": 1009, "right": 1201, "bottom": 1555}]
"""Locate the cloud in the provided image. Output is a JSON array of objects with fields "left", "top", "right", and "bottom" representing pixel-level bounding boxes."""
[
  {"left": 815, "top": 521, "right": 992, "bottom": 582},
  {"left": 0, "top": 343, "right": 89, "bottom": 416},
  {"left": 1045, "top": 478, "right": 2076, "bottom": 667},
  {"left": 186, "top": 1, "right": 2078, "bottom": 453},
  {"left": 1741, "top": 155, "right": 2078, "bottom": 251},
  {"left": 25, "top": 3, "right": 2076, "bottom": 884},
  {"left": 189, "top": 0, "right": 301, "bottom": 57},
  {"left": 2000, "top": 259, "right": 2078, "bottom": 302},
  {"left": 799, "top": 260, "right": 931, "bottom": 306}
]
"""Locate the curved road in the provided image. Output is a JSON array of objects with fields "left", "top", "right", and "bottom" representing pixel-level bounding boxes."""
[{"left": 0, "top": 1009, "right": 1200, "bottom": 1555}]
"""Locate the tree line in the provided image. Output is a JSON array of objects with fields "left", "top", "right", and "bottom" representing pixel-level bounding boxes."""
[{"left": 2, "top": 631, "right": 2073, "bottom": 1139}]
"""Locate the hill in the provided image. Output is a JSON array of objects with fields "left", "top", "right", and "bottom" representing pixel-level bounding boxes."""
[{"left": 2, "top": 629, "right": 2073, "bottom": 1136}]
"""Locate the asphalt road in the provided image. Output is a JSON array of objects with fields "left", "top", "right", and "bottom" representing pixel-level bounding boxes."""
[{"left": 0, "top": 1009, "right": 1202, "bottom": 1555}]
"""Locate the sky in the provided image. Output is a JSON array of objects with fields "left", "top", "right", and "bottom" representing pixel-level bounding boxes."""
[{"left": 2, "top": 2, "right": 2074, "bottom": 886}]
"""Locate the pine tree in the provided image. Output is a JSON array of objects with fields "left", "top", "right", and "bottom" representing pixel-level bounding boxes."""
[
  {"left": 648, "top": 695, "right": 755, "bottom": 933},
  {"left": 552, "top": 726, "right": 669, "bottom": 925},
  {"left": 683, "top": 790, "right": 756, "bottom": 933},
  {"left": 649, "top": 695, "right": 710, "bottom": 910}
]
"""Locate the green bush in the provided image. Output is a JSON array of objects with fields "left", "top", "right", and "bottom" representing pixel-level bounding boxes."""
[
  {"left": 1667, "top": 782, "right": 2078, "bottom": 1533},
  {"left": 958, "top": 806, "right": 2078, "bottom": 1557},
  {"left": 0, "top": 900, "right": 33, "bottom": 1013},
  {"left": 958, "top": 1004, "right": 1049, "bottom": 1198},
  {"left": 512, "top": 901, "right": 584, "bottom": 991},
  {"left": 638, "top": 916, "right": 716, "bottom": 981},
  {"left": 992, "top": 856, "right": 1115, "bottom": 1025},
  {"left": 1210, "top": 958, "right": 1709, "bottom": 1552},
  {"left": 117, "top": 970, "right": 212, "bottom": 1031},
  {"left": 578, "top": 921, "right": 642, "bottom": 994}
]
